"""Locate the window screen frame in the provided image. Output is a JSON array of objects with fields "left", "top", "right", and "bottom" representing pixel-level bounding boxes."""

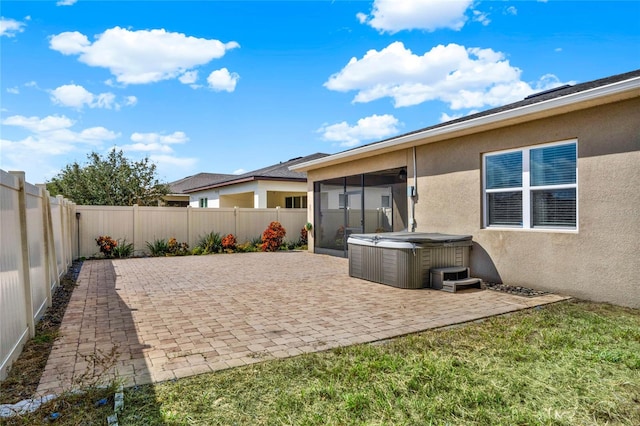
[{"left": 482, "top": 139, "right": 578, "bottom": 231}]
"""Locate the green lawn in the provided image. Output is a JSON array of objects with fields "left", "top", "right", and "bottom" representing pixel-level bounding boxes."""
[{"left": 118, "top": 300, "right": 639, "bottom": 425}]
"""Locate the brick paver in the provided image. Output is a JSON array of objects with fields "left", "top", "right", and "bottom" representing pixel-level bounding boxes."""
[{"left": 37, "top": 252, "right": 567, "bottom": 394}]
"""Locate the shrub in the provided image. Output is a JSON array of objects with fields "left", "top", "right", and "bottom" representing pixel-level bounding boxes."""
[
  {"left": 196, "top": 232, "right": 222, "bottom": 254},
  {"left": 168, "top": 237, "right": 189, "bottom": 256},
  {"left": 221, "top": 234, "right": 237, "bottom": 252},
  {"left": 96, "top": 235, "right": 117, "bottom": 258},
  {"left": 300, "top": 227, "right": 308, "bottom": 245},
  {"left": 261, "top": 221, "right": 286, "bottom": 252},
  {"left": 112, "top": 239, "right": 134, "bottom": 258},
  {"left": 146, "top": 238, "right": 169, "bottom": 256},
  {"left": 236, "top": 241, "right": 258, "bottom": 253},
  {"left": 191, "top": 246, "right": 204, "bottom": 255}
]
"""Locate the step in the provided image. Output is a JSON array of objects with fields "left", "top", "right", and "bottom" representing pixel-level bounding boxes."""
[{"left": 441, "top": 277, "right": 482, "bottom": 293}]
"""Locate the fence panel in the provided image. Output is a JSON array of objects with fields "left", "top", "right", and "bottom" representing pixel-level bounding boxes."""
[
  {"left": 0, "top": 171, "right": 28, "bottom": 380},
  {"left": 137, "top": 207, "right": 189, "bottom": 251},
  {"left": 189, "top": 208, "right": 236, "bottom": 246},
  {"left": 276, "top": 208, "right": 307, "bottom": 243},
  {"left": 25, "top": 183, "right": 48, "bottom": 320},
  {"left": 76, "top": 206, "right": 134, "bottom": 257},
  {"left": 235, "top": 208, "right": 279, "bottom": 243}
]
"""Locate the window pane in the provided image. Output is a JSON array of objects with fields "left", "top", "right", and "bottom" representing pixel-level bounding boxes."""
[
  {"left": 530, "top": 143, "right": 576, "bottom": 186},
  {"left": 285, "top": 197, "right": 293, "bottom": 208},
  {"left": 293, "top": 197, "right": 301, "bottom": 208},
  {"left": 487, "top": 192, "right": 522, "bottom": 226},
  {"left": 532, "top": 189, "right": 576, "bottom": 227},
  {"left": 486, "top": 151, "right": 522, "bottom": 189}
]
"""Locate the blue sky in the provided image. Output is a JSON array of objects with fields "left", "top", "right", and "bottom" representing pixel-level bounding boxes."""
[{"left": 1, "top": 0, "right": 639, "bottom": 184}]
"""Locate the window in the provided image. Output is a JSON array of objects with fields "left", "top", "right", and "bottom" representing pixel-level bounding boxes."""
[
  {"left": 285, "top": 196, "right": 307, "bottom": 209},
  {"left": 199, "top": 197, "right": 208, "bottom": 208},
  {"left": 338, "top": 193, "right": 347, "bottom": 209},
  {"left": 483, "top": 140, "right": 577, "bottom": 229},
  {"left": 381, "top": 195, "right": 391, "bottom": 208}
]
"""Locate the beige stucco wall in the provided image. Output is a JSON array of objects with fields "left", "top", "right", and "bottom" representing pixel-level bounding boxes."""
[{"left": 306, "top": 97, "right": 640, "bottom": 307}]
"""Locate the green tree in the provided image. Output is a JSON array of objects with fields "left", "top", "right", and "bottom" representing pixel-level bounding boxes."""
[{"left": 47, "top": 149, "right": 170, "bottom": 206}]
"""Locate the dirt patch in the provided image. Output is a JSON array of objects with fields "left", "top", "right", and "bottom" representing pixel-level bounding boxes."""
[{"left": 0, "top": 261, "right": 82, "bottom": 404}]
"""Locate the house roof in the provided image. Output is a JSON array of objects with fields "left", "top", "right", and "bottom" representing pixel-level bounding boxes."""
[
  {"left": 168, "top": 172, "right": 235, "bottom": 194},
  {"left": 291, "top": 69, "right": 640, "bottom": 172},
  {"left": 183, "top": 152, "right": 329, "bottom": 193}
]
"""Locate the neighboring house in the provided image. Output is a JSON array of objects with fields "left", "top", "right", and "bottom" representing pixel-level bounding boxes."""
[
  {"left": 185, "top": 153, "right": 329, "bottom": 208},
  {"left": 291, "top": 70, "right": 640, "bottom": 308},
  {"left": 164, "top": 172, "right": 234, "bottom": 207}
]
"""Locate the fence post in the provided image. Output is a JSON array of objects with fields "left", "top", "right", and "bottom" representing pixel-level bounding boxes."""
[
  {"left": 234, "top": 206, "right": 238, "bottom": 237},
  {"left": 186, "top": 206, "right": 193, "bottom": 248},
  {"left": 11, "top": 171, "right": 35, "bottom": 338},
  {"left": 133, "top": 204, "right": 140, "bottom": 255},
  {"left": 276, "top": 206, "right": 280, "bottom": 222},
  {"left": 40, "top": 188, "right": 53, "bottom": 308}
]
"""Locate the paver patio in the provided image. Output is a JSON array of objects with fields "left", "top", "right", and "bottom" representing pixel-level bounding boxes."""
[{"left": 37, "top": 252, "right": 567, "bottom": 395}]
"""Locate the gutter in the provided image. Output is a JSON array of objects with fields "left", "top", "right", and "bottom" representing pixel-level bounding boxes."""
[{"left": 290, "top": 76, "right": 640, "bottom": 172}]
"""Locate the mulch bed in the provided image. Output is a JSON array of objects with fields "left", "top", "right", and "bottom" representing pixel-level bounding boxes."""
[{"left": 0, "top": 261, "right": 82, "bottom": 404}]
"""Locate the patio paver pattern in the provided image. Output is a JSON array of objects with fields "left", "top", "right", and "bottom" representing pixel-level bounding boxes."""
[{"left": 37, "top": 252, "right": 567, "bottom": 394}]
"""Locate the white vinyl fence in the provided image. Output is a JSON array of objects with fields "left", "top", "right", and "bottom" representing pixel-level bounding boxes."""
[
  {"left": 1, "top": 170, "right": 76, "bottom": 380},
  {"left": 76, "top": 205, "right": 307, "bottom": 258},
  {"left": 1, "top": 169, "right": 307, "bottom": 379}
]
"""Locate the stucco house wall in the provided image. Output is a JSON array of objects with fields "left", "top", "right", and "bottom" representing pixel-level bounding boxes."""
[{"left": 303, "top": 96, "right": 639, "bottom": 308}]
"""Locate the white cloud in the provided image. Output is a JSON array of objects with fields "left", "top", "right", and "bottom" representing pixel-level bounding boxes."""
[
  {"left": 207, "top": 68, "right": 239, "bottom": 92},
  {"left": 49, "top": 84, "right": 135, "bottom": 110},
  {"left": 49, "top": 27, "right": 239, "bottom": 85},
  {"left": 121, "top": 131, "right": 189, "bottom": 154},
  {"left": 130, "top": 131, "right": 189, "bottom": 145},
  {"left": 0, "top": 114, "right": 121, "bottom": 181},
  {"left": 325, "top": 42, "right": 569, "bottom": 110},
  {"left": 506, "top": 6, "right": 518, "bottom": 16},
  {"left": 0, "top": 17, "right": 26, "bottom": 37},
  {"left": 2, "top": 114, "right": 75, "bottom": 132},
  {"left": 7, "top": 87, "right": 19, "bottom": 94},
  {"left": 179, "top": 70, "right": 199, "bottom": 84},
  {"left": 472, "top": 10, "right": 490, "bottom": 26},
  {"left": 233, "top": 168, "right": 247, "bottom": 175},
  {"left": 57, "top": 0, "right": 78, "bottom": 6},
  {"left": 555, "top": 47, "right": 563, "bottom": 52},
  {"left": 357, "top": 0, "right": 473, "bottom": 33},
  {"left": 317, "top": 114, "right": 401, "bottom": 147}
]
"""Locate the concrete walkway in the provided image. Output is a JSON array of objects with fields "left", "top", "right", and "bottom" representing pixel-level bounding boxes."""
[{"left": 37, "top": 253, "right": 567, "bottom": 394}]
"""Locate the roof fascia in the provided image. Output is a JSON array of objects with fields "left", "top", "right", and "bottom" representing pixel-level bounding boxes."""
[
  {"left": 291, "top": 76, "right": 640, "bottom": 172},
  {"left": 184, "top": 176, "right": 307, "bottom": 193}
]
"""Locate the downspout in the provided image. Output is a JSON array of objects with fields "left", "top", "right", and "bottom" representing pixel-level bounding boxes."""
[{"left": 410, "top": 146, "right": 417, "bottom": 232}]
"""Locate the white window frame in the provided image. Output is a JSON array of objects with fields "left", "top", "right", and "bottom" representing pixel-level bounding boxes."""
[{"left": 482, "top": 139, "right": 578, "bottom": 231}]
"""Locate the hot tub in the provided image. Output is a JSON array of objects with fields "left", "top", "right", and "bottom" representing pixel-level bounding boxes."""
[{"left": 347, "top": 232, "right": 473, "bottom": 289}]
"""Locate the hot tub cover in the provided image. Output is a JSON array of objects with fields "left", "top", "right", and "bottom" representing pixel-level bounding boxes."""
[{"left": 347, "top": 232, "right": 472, "bottom": 249}]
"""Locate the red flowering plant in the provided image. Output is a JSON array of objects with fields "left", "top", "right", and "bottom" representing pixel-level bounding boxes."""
[
  {"left": 261, "top": 221, "right": 286, "bottom": 252},
  {"left": 221, "top": 233, "right": 237, "bottom": 252},
  {"left": 167, "top": 237, "right": 189, "bottom": 256},
  {"left": 96, "top": 235, "right": 117, "bottom": 258}
]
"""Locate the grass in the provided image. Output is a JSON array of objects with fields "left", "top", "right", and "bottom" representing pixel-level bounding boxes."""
[{"left": 114, "top": 300, "right": 640, "bottom": 426}]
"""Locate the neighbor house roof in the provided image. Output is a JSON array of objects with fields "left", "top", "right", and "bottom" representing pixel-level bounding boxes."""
[
  {"left": 184, "top": 152, "right": 329, "bottom": 193},
  {"left": 291, "top": 69, "right": 640, "bottom": 172},
  {"left": 168, "top": 172, "right": 235, "bottom": 195}
]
